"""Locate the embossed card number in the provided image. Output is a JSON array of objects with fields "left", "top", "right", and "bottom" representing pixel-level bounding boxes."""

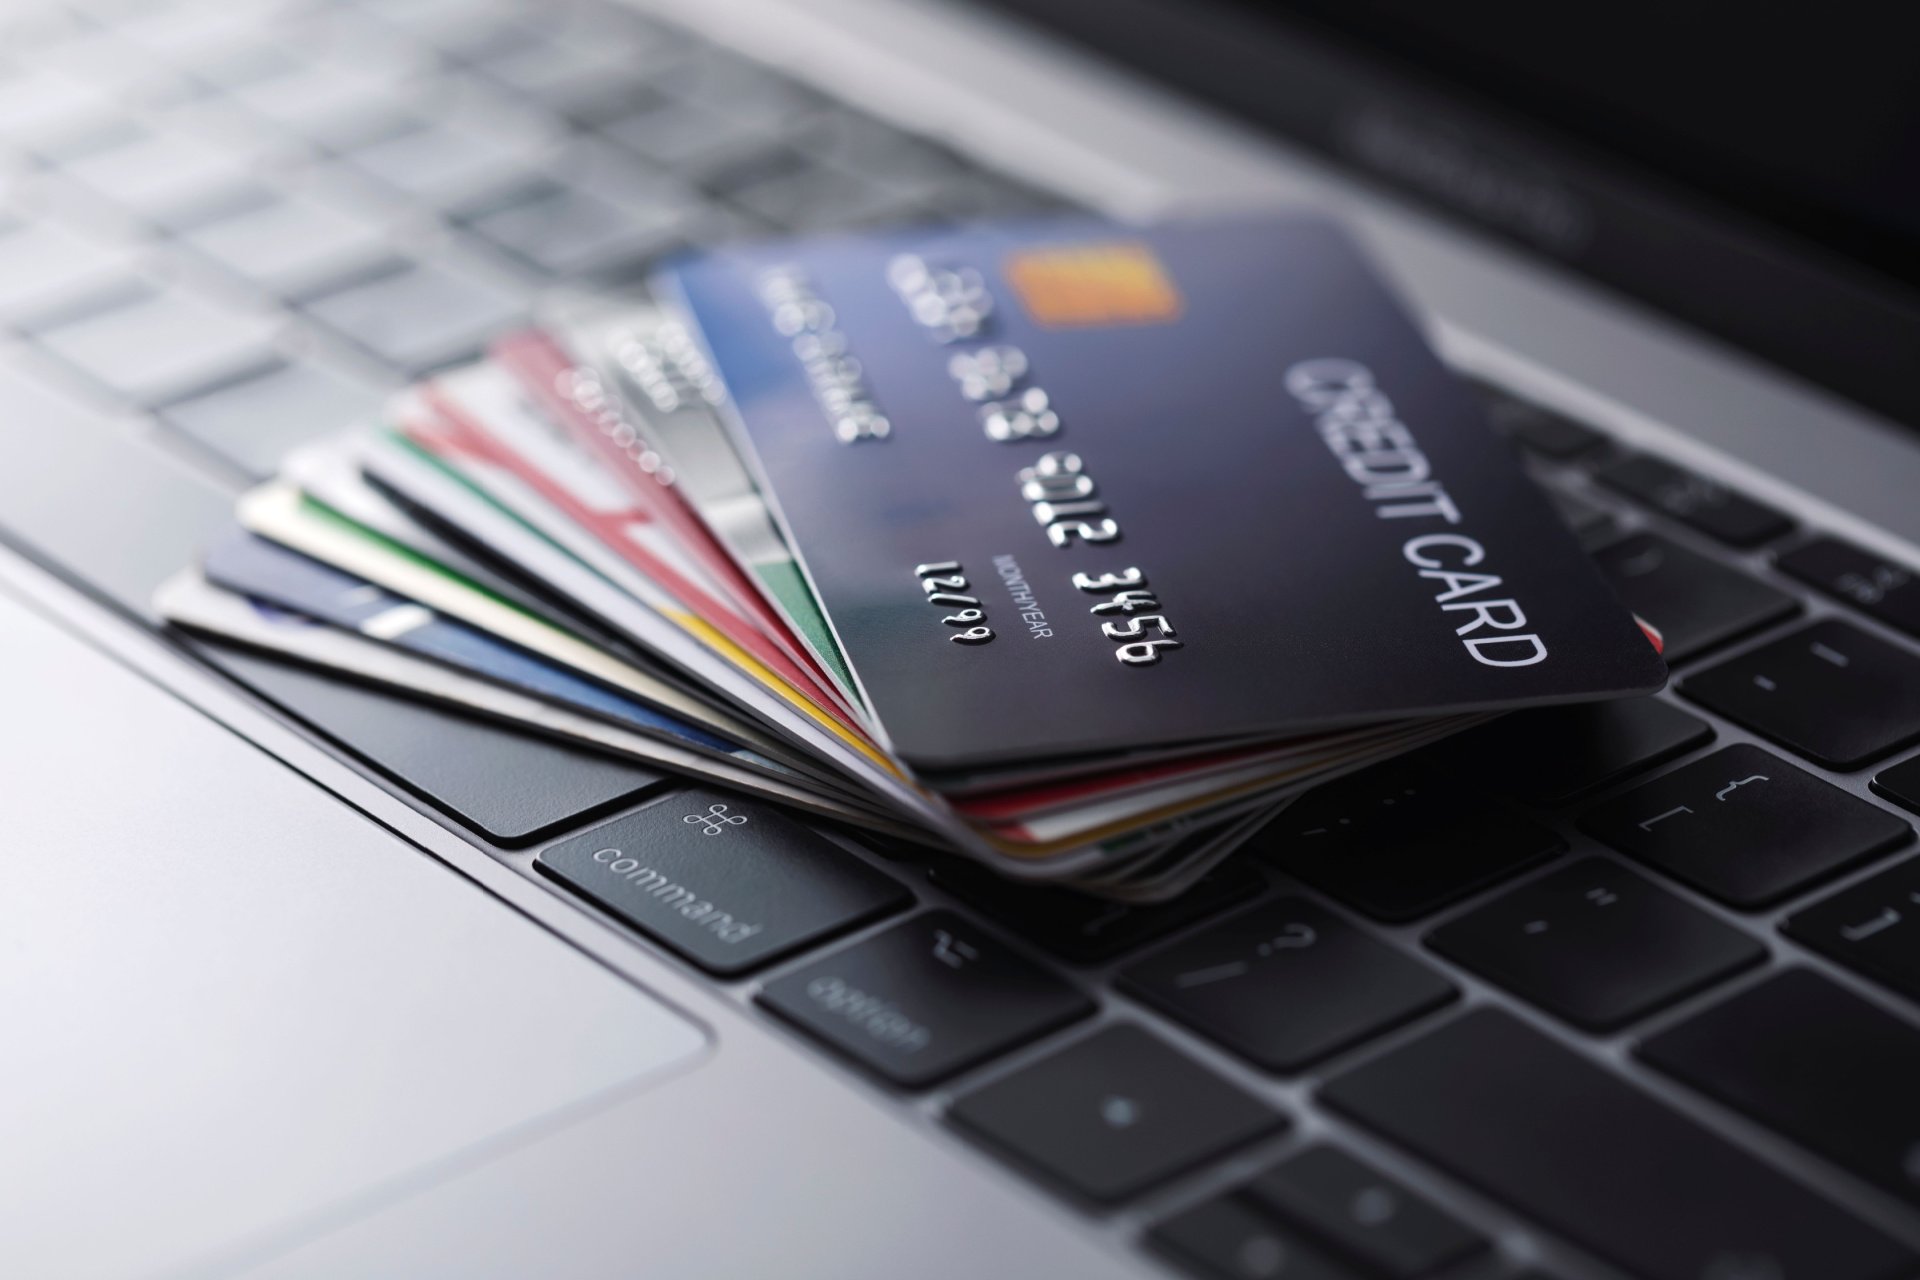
[{"left": 1073, "top": 567, "right": 1182, "bottom": 665}]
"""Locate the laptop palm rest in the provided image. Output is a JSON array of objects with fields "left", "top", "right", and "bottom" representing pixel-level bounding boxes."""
[{"left": 0, "top": 587, "right": 707, "bottom": 1279}]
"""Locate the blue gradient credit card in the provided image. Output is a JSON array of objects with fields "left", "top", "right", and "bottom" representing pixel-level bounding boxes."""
[{"left": 656, "top": 213, "right": 1665, "bottom": 770}]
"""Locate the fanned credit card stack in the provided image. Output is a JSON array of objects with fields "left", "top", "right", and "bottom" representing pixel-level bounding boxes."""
[{"left": 155, "top": 212, "right": 1667, "bottom": 899}]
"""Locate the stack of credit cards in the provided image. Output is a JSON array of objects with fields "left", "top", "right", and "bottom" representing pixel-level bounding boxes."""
[{"left": 155, "top": 212, "right": 1666, "bottom": 898}]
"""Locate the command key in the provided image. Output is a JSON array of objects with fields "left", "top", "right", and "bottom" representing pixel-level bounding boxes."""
[{"left": 537, "top": 788, "right": 911, "bottom": 975}]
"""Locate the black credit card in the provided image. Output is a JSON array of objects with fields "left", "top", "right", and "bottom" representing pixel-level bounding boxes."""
[{"left": 657, "top": 213, "right": 1665, "bottom": 770}]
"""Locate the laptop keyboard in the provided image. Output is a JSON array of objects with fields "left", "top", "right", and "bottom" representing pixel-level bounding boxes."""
[{"left": 6, "top": 2, "right": 1920, "bottom": 1277}]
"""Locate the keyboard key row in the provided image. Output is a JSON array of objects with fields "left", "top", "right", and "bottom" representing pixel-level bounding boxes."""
[{"left": 784, "top": 813, "right": 1835, "bottom": 1102}]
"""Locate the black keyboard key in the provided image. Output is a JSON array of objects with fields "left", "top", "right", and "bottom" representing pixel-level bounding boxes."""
[
  {"left": 1683, "top": 620, "right": 1920, "bottom": 769},
  {"left": 200, "top": 642, "right": 660, "bottom": 846},
  {"left": 756, "top": 911, "right": 1091, "bottom": 1086},
  {"left": 1777, "top": 537, "right": 1920, "bottom": 639},
  {"left": 1121, "top": 898, "right": 1455, "bottom": 1072},
  {"left": 1589, "top": 532, "right": 1799, "bottom": 664},
  {"left": 1242, "top": 1145, "right": 1486, "bottom": 1278},
  {"left": 1596, "top": 454, "right": 1793, "bottom": 547},
  {"left": 1582, "top": 744, "right": 1911, "bottom": 907},
  {"left": 1149, "top": 1196, "right": 1360, "bottom": 1280},
  {"left": 1878, "top": 754, "right": 1920, "bottom": 815},
  {"left": 537, "top": 788, "right": 910, "bottom": 975},
  {"left": 1640, "top": 969, "right": 1920, "bottom": 1210},
  {"left": 1253, "top": 760, "right": 1563, "bottom": 921},
  {"left": 948, "top": 1024, "right": 1285, "bottom": 1203},
  {"left": 1448, "top": 697, "right": 1713, "bottom": 806},
  {"left": 1478, "top": 387, "right": 1604, "bottom": 459},
  {"left": 1784, "top": 858, "right": 1920, "bottom": 1002},
  {"left": 1425, "top": 858, "right": 1763, "bottom": 1029},
  {"left": 929, "top": 858, "right": 1263, "bottom": 963},
  {"left": 1321, "top": 1008, "right": 1916, "bottom": 1280}
]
